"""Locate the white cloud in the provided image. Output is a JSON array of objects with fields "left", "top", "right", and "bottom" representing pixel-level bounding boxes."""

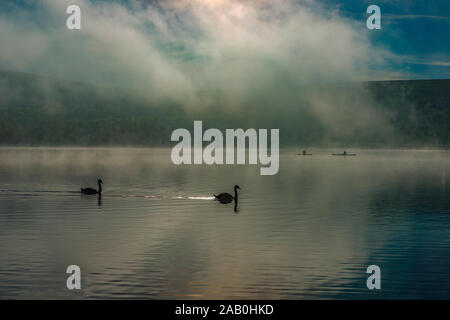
[
  {"left": 0, "top": 0, "right": 394, "bottom": 104},
  {"left": 0, "top": 0, "right": 398, "bottom": 140}
]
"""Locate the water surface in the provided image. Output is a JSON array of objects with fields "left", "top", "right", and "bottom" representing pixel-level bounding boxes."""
[{"left": 0, "top": 148, "right": 449, "bottom": 299}]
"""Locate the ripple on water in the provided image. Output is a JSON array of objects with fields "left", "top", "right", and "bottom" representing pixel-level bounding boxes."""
[{"left": 1, "top": 148, "right": 450, "bottom": 298}]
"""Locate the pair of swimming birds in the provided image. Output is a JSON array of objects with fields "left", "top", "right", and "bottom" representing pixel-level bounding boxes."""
[{"left": 81, "top": 179, "right": 241, "bottom": 204}]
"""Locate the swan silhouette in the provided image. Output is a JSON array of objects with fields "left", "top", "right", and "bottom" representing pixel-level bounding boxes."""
[
  {"left": 81, "top": 179, "right": 103, "bottom": 195},
  {"left": 214, "top": 185, "right": 240, "bottom": 204}
]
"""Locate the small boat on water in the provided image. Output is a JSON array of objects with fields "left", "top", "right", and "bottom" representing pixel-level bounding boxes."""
[
  {"left": 332, "top": 151, "right": 356, "bottom": 156},
  {"left": 297, "top": 150, "right": 312, "bottom": 156}
]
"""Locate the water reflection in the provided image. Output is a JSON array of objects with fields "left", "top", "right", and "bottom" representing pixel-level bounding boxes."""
[
  {"left": 98, "top": 194, "right": 102, "bottom": 207},
  {"left": 0, "top": 148, "right": 449, "bottom": 299}
]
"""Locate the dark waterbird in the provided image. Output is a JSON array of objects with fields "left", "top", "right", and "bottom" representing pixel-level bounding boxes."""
[
  {"left": 81, "top": 179, "right": 103, "bottom": 194},
  {"left": 214, "top": 185, "right": 240, "bottom": 204}
]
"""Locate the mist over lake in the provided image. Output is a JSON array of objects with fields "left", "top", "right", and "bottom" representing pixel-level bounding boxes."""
[
  {"left": 1, "top": 0, "right": 450, "bottom": 302},
  {"left": 1, "top": 148, "right": 449, "bottom": 299}
]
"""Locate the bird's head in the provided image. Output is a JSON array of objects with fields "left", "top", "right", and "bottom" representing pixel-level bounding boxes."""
[
  {"left": 98, "top": 179, "right": 103, "bottom": 184},
  {"left": 234, "top": 185, "right": 241, "bottom": 190}
]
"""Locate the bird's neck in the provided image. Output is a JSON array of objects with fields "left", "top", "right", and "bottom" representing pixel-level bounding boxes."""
[
  {"left": 234, "top": 188, "right": 238, "bottom": 199},
  {"left": 98, "top": 182, "right": 102, "bottom": 194}
]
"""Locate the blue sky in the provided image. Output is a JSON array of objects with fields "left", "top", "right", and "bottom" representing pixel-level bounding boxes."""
[
  {"left": 0, "top": 0, "right": 449, "bottom": 83},
  {"left": 319, "top": 0, "right": 450, "bottom": 78}
]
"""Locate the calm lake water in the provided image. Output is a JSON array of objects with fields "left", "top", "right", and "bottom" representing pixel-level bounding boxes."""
[{"left": 0, "top": 147, "right": 450, "bottom": 299}]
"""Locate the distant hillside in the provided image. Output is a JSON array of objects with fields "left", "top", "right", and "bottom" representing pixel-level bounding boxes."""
[
  {"left": 0, "top": 70, "right": 449, "bottom": 147},
  {"left": 367, "top": 79, "right": 450, "bottom": 146},
  {"left": 0, "top": 70, "right": 188, "bottom": 146}
]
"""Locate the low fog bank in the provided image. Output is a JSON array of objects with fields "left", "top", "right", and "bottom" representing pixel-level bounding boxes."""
[
  {"left": 0, "top": 1, "right": 448, "bottom": 148},
  {"left": 0, "top": 70, "right": 449, "bottom": 148}
]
